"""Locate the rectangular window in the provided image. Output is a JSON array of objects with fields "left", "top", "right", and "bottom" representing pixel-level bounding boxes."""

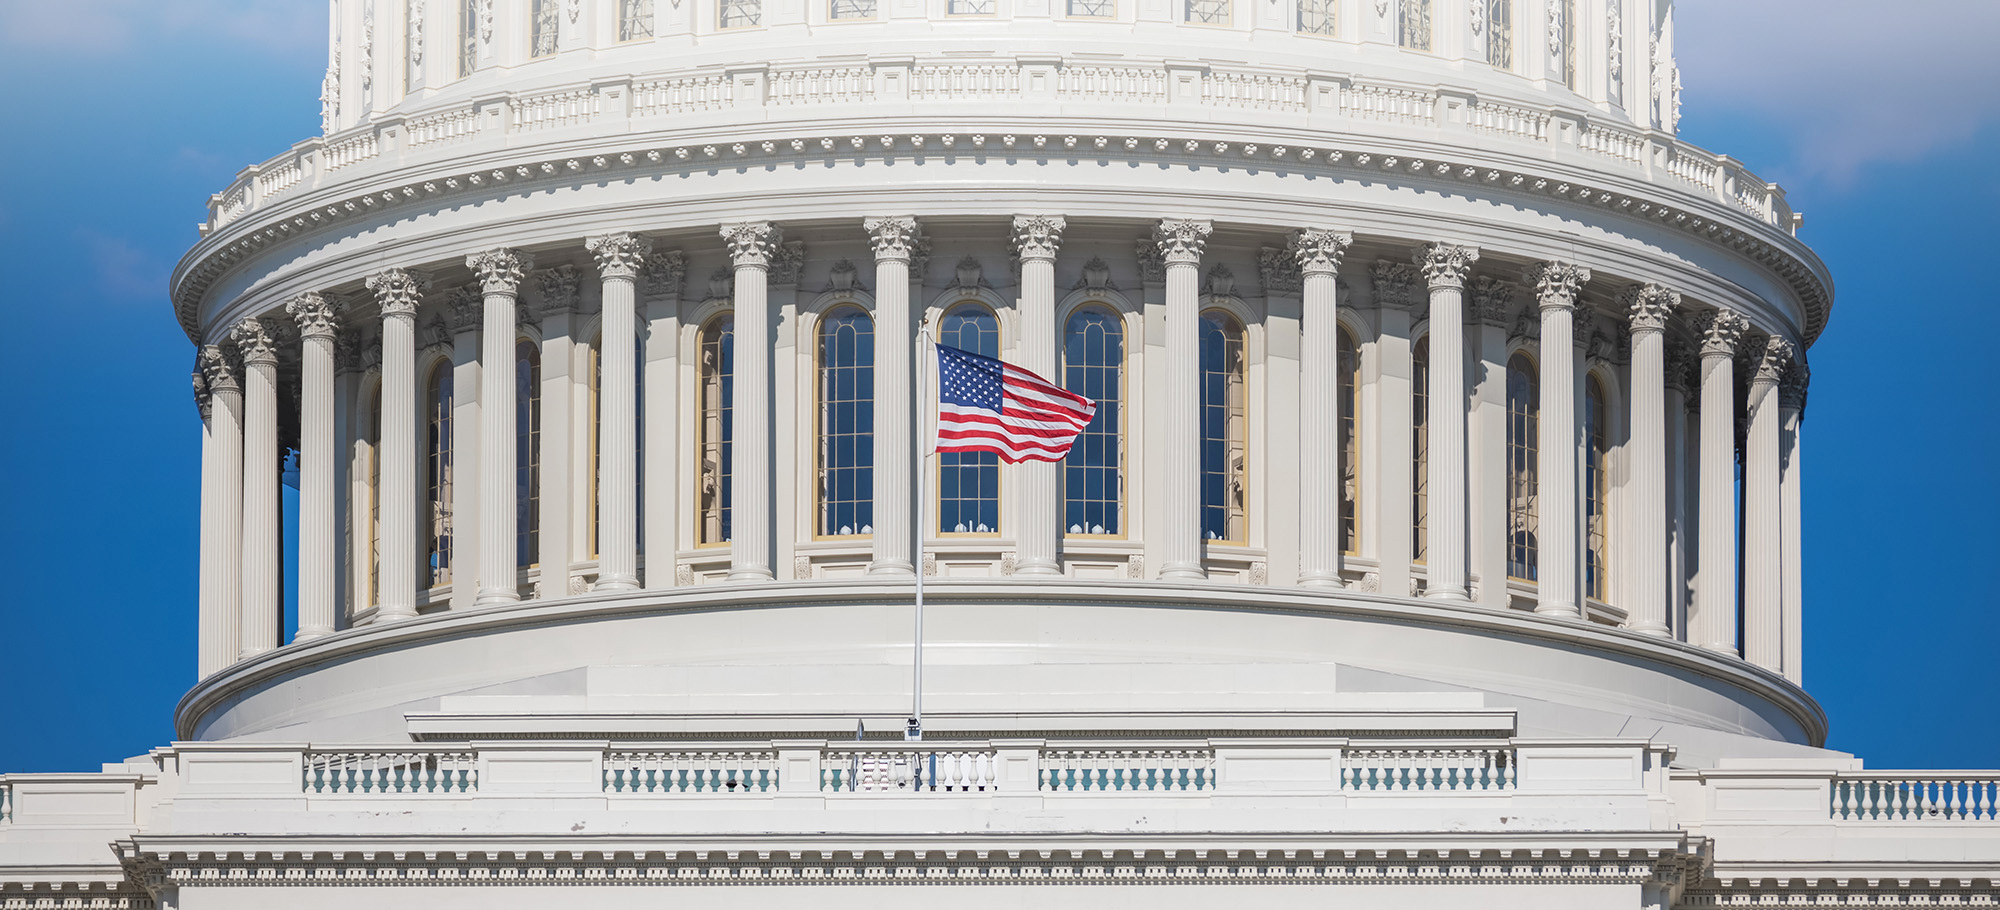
[
  {"left": 1553, "top": 0, "right": 1577, "bottom": 88},
  {"left": 1185, "top": 0, "right": 1230, "bottom": 24},
  {"left": 619, "top": 0, "right": 655, "bottom": 40},
  {"left": 816, "top": 311, "right": 875, "bottom": 537},
  {"left": 1485, "top": 0, "right": 1513, "bottom": 69},
  {"left": 1412, "top": 337, "right": 1429, "bottom": 563},
  {"left": 458, "top": 0, "right": 478, "bottom": 77},
  {"left": 1297, "top": 0, "right": 1335, "bottom": 35},
  {"left": 530, "top": 0, "right": 559, "bottom": 57},
  {"left": 1069, "top": 0, "right": 1115, "bottom": 17},
  {"left": 831, "top": 0, "right": 877, "bottom": 18},
  {"left": 947, "top": 0, "right": 994, "bottom": 14},
  {"left": 1398, "top": 0, "right": 1431, "bottom": 51},
  {"left": 721, "top": 0, "right": 762, "bottom": 28}
]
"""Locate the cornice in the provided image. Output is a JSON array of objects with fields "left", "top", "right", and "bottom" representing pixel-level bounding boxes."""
[{"left": 171, "top": 121, "right": 1831, "bottom": 349}]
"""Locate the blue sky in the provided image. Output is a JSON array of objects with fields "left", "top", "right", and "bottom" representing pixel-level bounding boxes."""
[{"left": 1, "top": 1, "right": 1994, "bottom": 772}]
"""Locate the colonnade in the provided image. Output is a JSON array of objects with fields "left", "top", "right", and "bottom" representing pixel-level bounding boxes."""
[{"left": 190, "top": 218, "right": 1808, "bottom": 684}]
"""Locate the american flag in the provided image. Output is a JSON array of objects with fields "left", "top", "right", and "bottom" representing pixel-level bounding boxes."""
[{"left": 933, "top": 343, "right": 1097, "bottom": 463}]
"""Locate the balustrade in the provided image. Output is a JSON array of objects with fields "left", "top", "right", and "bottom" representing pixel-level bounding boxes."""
[
  {"left": 1040, "top": 748, "right": 1215, "bottom": 792},
  {"left": 915, "top": 64, "right": 1023, "bottom": 101},
  {"left": 1341, "top": 747, "right": 1516, "bottom": 791},
  {"left": 1831, "top": 774, "right": 2000, "bottom": 821},
  {"left": 515, "top": 88, "right": 598, "bottom": 131},
  {"left": 632, "top": 74, "right": 733, "bottom": 117},
  {"left": 770, "top": 67, "right": 874, "bottom": 106},
  {"left": 302, "top": 750, "right": 478, "bottom": 794},
  {"left": 0, "top": 782, "right": 10, "bottom": 824},
  {"left": 820, "top": 746, "right": 998, "bottom": 792},
  {"left": 604, "top": 750, "right": 780, "bottom": 793}
]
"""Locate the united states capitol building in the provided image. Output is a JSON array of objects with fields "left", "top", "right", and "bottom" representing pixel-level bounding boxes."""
[{"left": 4, "top": 0, "right": 1996, "bottom": 907}]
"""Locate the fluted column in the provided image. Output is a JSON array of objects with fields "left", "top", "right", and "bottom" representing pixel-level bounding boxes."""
[
  {"left": 642, "top": 252, "right": 688, "bottom": 588},
  {"left": 368, "top": 269, "right": 426, "bottom": 621},
  {"left": 197, "top": 347, "right": 242, "bottom": 676},
  {"left": 1622, "top": 285, "right": 1677, "bottom": 635},
  {"left": 722, "top": 223, "right": 779, "bottom": 582},
  {"left": 1743, "top": 335, "right": 1792, "bottom": 671},
  {"left": 1156, "top": 218, "right": 1213, "bottom": 581},
  {"left": 588, "top": 234, "right": 653, "bottom": 592},
  {"left": 469, "top": 249, "right": 533, "bottom": 605},
  {"left": 287, "top": 292, "right": 341, "bottom": 639},
  {"left": 1416, "top": 243, "right": 1479, "bottom": 601},
  {"left": 1779, "top": 362, "right": 1808, "bottom": 683},
  {"left": 232, "top": 318, "right": 281, "bottom": 658},
  {"left": 1010, "top": 215, "right": 1065, "bottom": 576},
  {"left": 1523, "top": 262, "right": 1589, "bottom": 617},
  {"left": 1292, "top": 228, "right": 1354, "bottom": 585},
  {"left": 445, "top": 287, "right": 484, "bottom": 610},
  {"left": 865, "top": 216, "right": 921, "bottom": 576},
  {"left": 1694, "top": 307, "right": 1748, "bottom": 654}
]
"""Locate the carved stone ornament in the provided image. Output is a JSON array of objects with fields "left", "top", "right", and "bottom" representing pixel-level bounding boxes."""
[
  {"left": 923, "top": 553, "right": 938, "bottom": 577},
  {"left": 721, "top": 222, "right": 781, "bottom": 268},
  {"left": 446, "top": 284, "right": 483, "bottom": 332},
  {"left": 535, "top": 265, "right": 582, "bottom": 315},
  {"left": 286, "top": 291, "right": 340, "bottom": 337},
  {"left": 230, "top": 317, "right": 281, "bottom": 365},
  {"left": 1469, "top": 0, "right": 1485, "bottom": 35},
  {"left": 408, "top": 1, "right": 425, "bottom": 67},
  {"left": 476, "top": 0, "right": 495, "bottom": 42},
  {"left": 674, "top": 564, "right": 694, "bottom": 587},
  {"left": 1154, "top": 218, "right": 1213, "bottom": 264},
  {"left": 358, "top": 3, "right": 374, "bottom": 94},
  {"left": 1607, "top": 0, "right": 1624, "bottom": 87},
  {"left": 1289, "top": 227, "right": 1352, "bottom": 277},
  {"left": 1695, "top": 307, "right": 1749, "bottom": 356},
  {"left": 1202, "top": 263, "right": 1237, "bottom": 298},
  {"left": 1074, "top": 256, "right": 1116, "bottom": 292},
  {"left": 641, "top": 250, "right": 688, "bottom": 300},
  {"left": 587, "top": 232, "right": 654, "bottom": 280},
  {"left": 199, "top": 344, "right": 240, "bottom": 393},
  {"left": 1134, "top": 237, "right": 1166, "bottom": 284},
  {"left": 1415, "top": 243, "right": 1480, "bottom": 289},
  {"left": 1509, "top": 310, "right": 1541, "bottom": 346},
  {"left": 1471, "top": 276, "right": 1515, "bottom": 326},
  {"left": 795, "top": 556, "right": 813, "bottom": 580},
  {"left": 1523, "top": 261, "right": 1591, "bottom": 310},
  {"left": 466, "top": 249, "right": 533, "bottom": 295},
  {"left": 1370, "top": 260, "right": 1417, "bottom": 309},
  {"left": 1009, "top": 214, "right": 1065, "bottom": 261},
  {"left": 1663, "top": 339, "right": 1696, "bottom": 396},
  {"left": 1779, "top": 359, "right": 1810, "bottom": 411},
  {"left": 770, "top": 241, "right": 807, "bottom": 286},
  {"left": 826, "top": 260, "right": 861, "bottom": 293},
  {"left": 1753, "top": 336, "right": 1794, "bottom": 384},
  {"left": 422, "top": 314, "right": 452, "bottom": 353},
  {"left": 864, "top": 215, "right": 921, "bottom": 263},
  {"left": 565, "top": 0, "right": 582, "bottom": 20},
  {"left": 909, "top": 236, "right": 933, "bottom": 279},
  {"left": 1000, "top": 552, "right": 1019, "bottom": 577},
  {"left": 319, "top": 53, "right": 340, "bottom": 135},
  {"left": 335, "top": 327, "right": 366, "bottom": 374},
  {"left": 1353, "top": 572, "right": 1381, "bottom": 594},
  {"left": 516, "top": 301, "right": 538, "bottom": 330},
  {"left": 191, "top": 354, "right": 212, "bottom": 418},
  {"left": 1257, "top": 247, "right": 1301, "bottom": 295},
  {"left": 367, "top": 268, "right": 430, "bottom": 318},
  {"left": 1624, "top": 283, "right": 1679, "bottom": 332},
  {"left": 706, "top": 266, "right": 735, "bottom": 301},
  {"left": 951, "top": 256, "right": 989, "bottom": 291},
  {"left": 1126, "top": 553, "right": 1145, "bottom": 579}
]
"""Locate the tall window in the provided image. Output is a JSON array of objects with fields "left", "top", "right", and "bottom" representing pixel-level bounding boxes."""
[
  {"left": 720, "top": 0, "right": 762, "bottom": 28},
  {"left": 1485, "top": 0, "right": 1513, "bottom": 69},
  {"left": 1186, "top": 0, "right": 1230, "bottom": 24},
  {"left": 530, "top": 0, "right": 559, "bottom": 57},
  {"left": 1506, "top": 353, "right": 1539, "bottom": 580},
  {"left": 1064, "top": 307, "right": 1124, "bottom": 536},
  {"left": 1552, "top": 0, "right": 1577, "bottom": 88},
  {"left": 517, "top": 339, "right": 541, "bottom": 569},
  {"left": 1585, "top": 376, "right": 1610, "bottom": 601},
  {"left": 1412, "top": 336, "right": 1429, "bottom": 563},
  {"left": 619, "top": 0, "right": 655, "bottom": 40},
  {"left": 1338, "top": 327, "right": 1360, "bottom": 555},
  {"left": 817, "top": 308, "right": 875, "bottom": 537},
  {"left": 832, "top": 0, "right": 877, "bottom": 18},
  {"left": 1297, "top": 0, "right": 1335, "bottom": 35},
  {"left": 938, "top": 304, "right": 1000, "bottom": 535},
  {"left": 425, "top": 362, "right": 454, "bottom": 587},
  {"left": 1069, "top": 0, "right": 1114, "bottom": 17},
  {"left": 588, "top": 332, "right": 647, "bottom": 558},
  {"left": 947, "top": 0, "right": 994, "bottom": 12},
  {"left": 1398, "top": 0, "right": 1432, "bottom": 50},
  {"left": 1199, "top": 312, "right": 1248, "bottom": 543},
  {"left": 364, "top": 383, "right": 382, "bottom": 608},
  {"left": 458, "top": 0, "right": 478, "bottom": 77},
  {"left": 698, "top": 317, "right": 734, "bottom": 545}
]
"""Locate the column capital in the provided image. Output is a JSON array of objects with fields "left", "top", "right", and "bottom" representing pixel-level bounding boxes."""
[
  {"left": 466, "top": 249, "right": 534, "bottom": 295},
  {"left": 1010, "top": 214, "right": 1066, "bottom": 262},
  {"left": 198, "top": 344, "right": 240, "bottom": 394},
  {"left": 536, "top": 265, "right": 582, "bottom": 315},
  {"left": 1154, "top": 218, "right": 1213, "bottom": 264},
  {"left": 446, "top": 283, "right": 483, "bottom": 333},
  {"left": 1623, "top": 283, "right": 1680, "bottom": 332},
  {"left": 1370, "top": 260, "right": 1419, "bottom": 309},
  {"left": 1779, "top": 358, "right": 1811, "bottom": 411},
  {"left": 641, "top": 250, "right": 688, "bottom": 300},
  {"left": 770, "top": 241, "right": 807, "bottom": 286},
  {"left": 864, "top": 216, "right": 922, "bottom": 263},
  {"left": 286, "top": 292, "right": 341, "bottom": 338},
  {"left": 1663, "top": 338, "right": 1697, "bottom": 396},
  {"left": 1752, "top": 335, "right": 1795, "bottom": 385},
  {"left": 1415, "top": 242, "right": 1480, "bottom": 289},
  {"left": 191, "top": 353, "right": 211, "bottom": 417},
  {"left": 1523, "top": 261, "right": 1591, "bottom": 310},
  {"left": 1470, "top": 276, "right": 1517, "bottom": 326},
  {"left": 1288, "top": 227, "right": 1353, "bottom": 277},
  {"left": 587, "top": 232, "right": 654, "bottom": 280},
  {"left": 1696, "top": 307, "right": 1750, "bottom": 357},
  {"left": 366, "top": 268, "right": 430, "bottom": 318},
  {"left": 229, "top": 317, "right": 280, "bottom": 365},
  {"left": 1257, "top": 247, "right": 1302, "bottom": 296},
  {"left": 721, "top": 222, "right": 781, "bottom": 268},
  {"left": 1134, "top": 237, "right": 1166, "bottom": 284}
]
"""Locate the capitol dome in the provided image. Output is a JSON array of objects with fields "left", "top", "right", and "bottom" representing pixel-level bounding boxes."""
[{"left": 16, "top": 2, "right": 1998, "bottom": 909}]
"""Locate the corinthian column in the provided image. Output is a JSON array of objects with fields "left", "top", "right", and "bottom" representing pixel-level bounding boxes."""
[
  {"left": 367, "top": 269, "right": 426, "bottom": 621},
  {"left": 1779, "top": 362, "right": 1808, "bottom": 683},
  {"left": 1743, "top": 335, "right": 1793, "bottom": 671},
  {"left": 1156, "top": 218, "right": 1213, "bottom": 581},
  {"left": 866, "top": 216, "right": 921, "bottom": 576},
  {"left": 198, "top": 346, "right": 243, "bottom": 676},
  {"left": 287, "top": 292, "right": 341, "bottom": 639},
  {"left": 468, "top": 249, "right": 533, "bottom": 605},
  {"left": 722, "top": 223, "right": 779, "bottom": 582},
  {"left": 1416, "top": 243, "right": 1479, "bottom": 601},
  {"left": 1523, "top": 262, "right": 1590, "bottom": 617},
  {"left": 1291, "top": 228, "right": 1353, "bottom": 586},
  {"left": 588, "top": 233, "right": 653, "bottom": 592},
  {"left": 1694, "top": 307, "right": 1748, "bottom": 654},
  {"left": 1623, "top": 285, "right": 1677, "bottom": 635},
  {"left": 232, "top": 317, "right": 281, "bottom": 658},
  {"left": 1010, "top": 215, "right": 1066, "bottom": 576}
]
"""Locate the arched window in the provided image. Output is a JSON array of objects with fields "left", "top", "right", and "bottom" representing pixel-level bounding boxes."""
[
  {"left": 698, "top": 317, "right": 734, "bottom": 545},
  {"left": 1412, "top": 335, "right": 1429, "bottom": 563},
  {"left": 1064, "top": 306, "right": 1124, "bottom": 536},
  {"left": 424, "top": 362, "right": 453, "bottom": 587},
  {"left": 1585, "top": 375, "right": 1610, "bottom": 601},
  {"left": 938, "top": 303, "right": 1000, "bottom": 535},
  {"left": 1339, "top": 326, "right": 1359, "bottom": 555},
  {"left": 516, "top": 339, "right": 541, "bottom": 569},
  {"left": 1199, "top": 311, "right": 1247, "bottom": 543},
  {"left": 1506, "top": 352, "right": 1539, "bottom": 581},
  {"left": 818, "top": 307, "right": 874, "bottom": 537}
]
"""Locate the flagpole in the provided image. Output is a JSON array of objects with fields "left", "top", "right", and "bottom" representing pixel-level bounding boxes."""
[{"left": 908, "top": 321, "right": 934, "bottom": 742}]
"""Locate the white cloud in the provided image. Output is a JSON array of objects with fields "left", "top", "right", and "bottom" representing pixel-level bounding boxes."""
[
  {"left": 0, "top": 0, "right": 320, "bottom": 59},
  {"left": 1677, "top": 0, "right": 2000, "bottom": 185}
]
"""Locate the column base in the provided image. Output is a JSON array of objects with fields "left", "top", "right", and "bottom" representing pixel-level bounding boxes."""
[
  {"left": 728, "top": 568, "right": 776, "bottom": 583},
  {"left": 1423, "top": 589, "right": 1470, "bottom": 603},
  {"left": 1701, "top": 643, "right": 1741, "bottom": 657},
  {"left": 1628, "top": 622, "right": 1672, "bottom": 637},
  {"left": 292, "top": 630, "right": 333, "bottom": 643},
  {"left": 868, "top": 561, "right": 917, "bottom": 577},
  {"left": 1297, "top": 573, "right": 1343, "bottom": 587},
  {"left": 1159, "top": 563, "right": 1206, "bottom": 582},
  {"left": 1015, "top": 560, "right": 1062, "bottom": 577},
  {"left": 475, "top": 587, "right": 521, "bottom": 607},
  {"left": 594, "top": 575, "right": 640, "bottom": 593},
  {"left": 1533, "top": 602, "right": 1581, "bottom": 619}
]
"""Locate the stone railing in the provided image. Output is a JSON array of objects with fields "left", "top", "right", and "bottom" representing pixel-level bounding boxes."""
[
  {"left": 196, "top": 56, "right": 1797, "bottom": 238},
  {"left": 1831, "top": 773, "right": 2000, "bottom": 822},
  {"left": 0, "top": 781, "right": 10, "bottom": 824},
  {"left": 1341, "top": 746, "right": 1517, "bottom": 791},
  {"left": 604, "top": 748, "right": 781, "bottom": 793},
  {"left": 302, "top": 748, "right": 479, "bottom": 794}
]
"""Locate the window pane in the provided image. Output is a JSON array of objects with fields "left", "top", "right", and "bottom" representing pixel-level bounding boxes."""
[
  {"left": 818, "top": 308, "right": 874, "bottom": 536},
  {"left": 426, "top": 364, "right": 454, "bottom": 586},
  {"left": 1506, "top": 353, "right": 1539, "bottom": 580},
  {"left": 947, "top": 0, "right": 994, "bottom": 13},
  {"left": 1398, "top": 0, "right": 1431, "bottom": 50},
  {"left": 619, "top": 0, "right": 655, "bottom": 40},
  {"left": 938, "top": 305, "right": 1000, "bottom": 535},
  {"left": 1486, "top": 0, "right": 1514, "bottom": 69},
  {"left": 517, "top": 339, "right": 541, "bottom": 568},
  {"left": 1186, "top": 0, "right": 1229, "bottom": 23},
  {"left": 699, "top": 318, "right": 734, "bottom": 544},
  {"left": 1412, "top": 336, "right": 1428, "bottom": 563},
  {"left": 1585, "top": 377, "right": 1609, "bottom": 601},
  {"left": 721, "top": 0, "right": 762, "bottom": 28},
  {"left": 1199, "top": 313, "right": 1247, "bottom": 543},
  {"left": 1064, "top": 307, "right": 1123, "bottom": 536},
  {"left": 1339, "top": 328, "right": 1360, "bottom": 555},
  {"left": 1297, "top": 0, "right": 1335, "bottom": 35},
  {"left": 1069, "top": 0, "right": 1115, "bottom": 16},
  {"left": 831, "top": 0, "right": 877, "bottom": 18},
  {"left": 530, "top": 0, "right": 559, "bottom": 57},
  {"left": 459, "top": 0, "right": 479, "bottom": 77}
]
